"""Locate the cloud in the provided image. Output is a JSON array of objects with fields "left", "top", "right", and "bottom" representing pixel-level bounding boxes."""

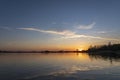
[
  {"left": 97, "top": 31, "right": 107, "bottom": 34},
  {"left": 18, "top": 28, "right": 75, "bottom": 36},
  {"left": 18, "top": 27, "right": 118, "bottom": 41},
  {"left": 61, "top": 34, "right": 118, "bottom": 41},
  {"left": 52, "top": 22, "right": 57, "bottom": 24},
  {"left": 77, "top": 22, "right": 95, "bottom": 29},
  {"left": 0, "top": 27, "right": 12, "bottom": 30}
]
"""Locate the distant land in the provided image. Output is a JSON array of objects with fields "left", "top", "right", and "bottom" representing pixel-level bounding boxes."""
[
  {"left": 0, "top": 50, "right": 85, "bottom": 53},
  {"left": 0, "top": 43, "right": 120, "bottom": 54}
]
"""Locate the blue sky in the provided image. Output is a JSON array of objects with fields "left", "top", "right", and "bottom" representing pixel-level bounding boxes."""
[{"left": 0, "top": 0, "right": 120, "bottom": 50}]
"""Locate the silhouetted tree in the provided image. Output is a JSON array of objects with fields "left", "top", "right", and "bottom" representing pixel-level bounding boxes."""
[{"left": 88, "top": 43, "right": 120, "bottom": 52}]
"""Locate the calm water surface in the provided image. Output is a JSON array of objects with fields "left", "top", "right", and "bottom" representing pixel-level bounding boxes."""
[{"left": 0, "top": 53, "right": 120, "bottom": 80}]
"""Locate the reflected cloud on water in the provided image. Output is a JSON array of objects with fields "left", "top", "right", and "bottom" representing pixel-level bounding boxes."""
[{"left": 22, "top": 62, "right": 106, "bottom": 80}]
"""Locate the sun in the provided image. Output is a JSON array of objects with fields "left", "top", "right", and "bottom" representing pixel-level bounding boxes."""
[{"left": 76, "top": 48, "right": 83, "bottom": 51}]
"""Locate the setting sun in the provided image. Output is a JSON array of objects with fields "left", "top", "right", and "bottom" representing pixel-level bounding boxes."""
[{"left": 78, "top": 48, "right": 83, "bottom": 51}]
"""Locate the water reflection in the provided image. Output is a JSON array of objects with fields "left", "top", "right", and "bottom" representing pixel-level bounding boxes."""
[
  {"left": 0, "top": 53, "right": 119, "bottom": 80},
  {"left": 87, "top": 52, "right": 120, "bottom": 64}
]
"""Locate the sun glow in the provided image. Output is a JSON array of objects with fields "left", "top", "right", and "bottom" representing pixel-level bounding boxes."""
[{"left": 77, "top": 48, "right": 83, "bottom": 51}]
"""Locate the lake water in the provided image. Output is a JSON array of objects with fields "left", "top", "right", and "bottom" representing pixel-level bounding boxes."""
[{"left": 0, "top": 53, "right": 120, "bottom": 80}]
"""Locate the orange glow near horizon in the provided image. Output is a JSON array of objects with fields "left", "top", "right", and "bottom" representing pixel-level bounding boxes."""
[{"left": 0, "top": 44, "right": 90, "bottom": 51}]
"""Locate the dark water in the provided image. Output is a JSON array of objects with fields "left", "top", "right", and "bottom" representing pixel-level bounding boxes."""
[{"left": 0, "top": 53, "right": 120, "bottom": 80}]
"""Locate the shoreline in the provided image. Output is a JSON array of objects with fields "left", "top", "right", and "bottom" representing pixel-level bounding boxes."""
[{"left": 0, "top": 50, "right": 86, "bottom": 53}]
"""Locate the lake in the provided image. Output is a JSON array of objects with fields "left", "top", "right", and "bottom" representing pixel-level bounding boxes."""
[{"left": 0, "top": 53, "right": 120, "bottom": 80}]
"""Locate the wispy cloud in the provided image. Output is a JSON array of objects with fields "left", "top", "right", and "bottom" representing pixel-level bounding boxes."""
[
  {"left": 77, "top": 22, "right": 96, "bottom": 29},
  {"left": 61, "top": 34, "right": 118, "bottom": 41},
  {"left": 52, "top": 22, "right": 57, "bottom": 24},
  {"left": 97, "top": 31, "right": 107, "bottom": 34},
  {"left": 18, "top": 28, "right": 75, "bottom": 36},
  {"left": 0, "top": 27, "right": 12, "bottom": 30},
  {"left": 18, "top": 27, "right": 118, "bottom": 41}
]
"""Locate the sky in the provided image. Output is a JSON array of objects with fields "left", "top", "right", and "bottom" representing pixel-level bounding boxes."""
[{"left": 0, "top": 0, "right": 120, "bottom": 50}]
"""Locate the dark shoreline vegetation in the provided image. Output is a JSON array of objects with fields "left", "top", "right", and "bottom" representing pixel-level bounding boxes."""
[{"left": 87, "top": 43, "right": 120, "bottom": 54}]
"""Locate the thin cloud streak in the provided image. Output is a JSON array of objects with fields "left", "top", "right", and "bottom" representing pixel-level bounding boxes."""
[
  {"left": 61, "top": 34, "right": 118, "bottom": 41},
  {"left": 97, "top": 31, "right": 107, "bottom": 34},
  {"left": 18, "top": 27, "right": 118, "bottom": 41},
  {"left": 77, "top": 22, "right": 96, "bottom": 29},
  {"left": 0, "top": 27, "right": 12, "bottom": 30},
  {"left": 18, "top": 28, "right": 75, "bottom": 36}
]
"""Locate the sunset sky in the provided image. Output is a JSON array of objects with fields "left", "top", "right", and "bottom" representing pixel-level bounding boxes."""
[{"left": 0, "top": 0, "right": 120, "bottom": 50}]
